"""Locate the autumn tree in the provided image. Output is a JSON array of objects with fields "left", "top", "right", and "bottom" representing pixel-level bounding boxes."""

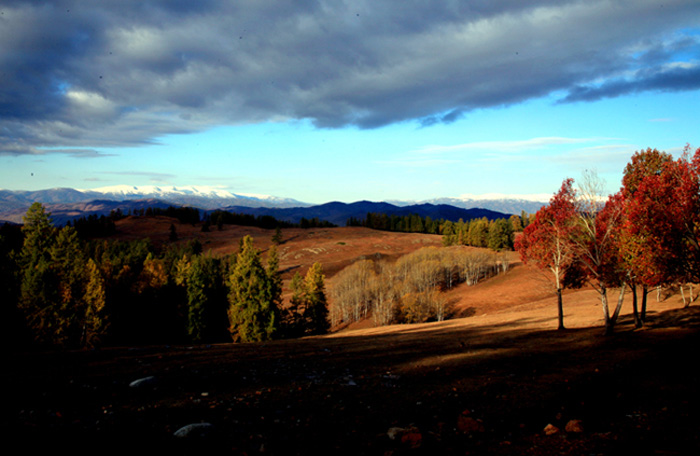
[
  {"left": 330, "top": 259, "right": 376, "bottom": 325},
  {"left": 509, "top": 214, "right": 523, "bottom": 233},
  {"left": 626, "top": 145, "right": 700, "bottom": 308},
  {"left": 515, "top": 179, "right": 582, "bottom": 330},
  {"left": 620, "top": 147, "right": 674, "bottom": 325},
  {"left": 573, "top": 171, "right": 627, "bottom": 335},
  {"left": 457, "top": 249, "right": 495, "bottom": 286}
]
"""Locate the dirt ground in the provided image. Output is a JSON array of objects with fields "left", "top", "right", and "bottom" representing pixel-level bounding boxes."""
[{"left": 4, "top": 221, "right": 700, "bottom": 454}]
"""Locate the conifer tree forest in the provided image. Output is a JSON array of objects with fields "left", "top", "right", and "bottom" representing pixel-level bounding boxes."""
[
  {"left": 1, "top": 206, "right": 329, "bottom": 349},
  {"left": 2, "top": 145, "right": 698, "bottom": 348}
]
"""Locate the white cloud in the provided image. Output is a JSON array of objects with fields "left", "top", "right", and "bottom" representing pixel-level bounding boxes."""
[{"left": 413, "top": 137, "right": 614, "bottom": 155}]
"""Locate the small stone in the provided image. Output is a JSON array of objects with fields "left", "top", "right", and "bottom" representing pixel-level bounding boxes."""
[
  {"left": 387, "top": 427, "right": 404, "bottom": 440},
  {"left": 173, "top": 422, "right": 214, "bottom": 438},
  {"left": 129, "top": 376, "right": 157, "bottom": 388},
  {"left": 544, "top": 423, "right": 560, "bottom": 435},
  {"left": 565, "top": 419, "right": 584, "bottom": 433}
]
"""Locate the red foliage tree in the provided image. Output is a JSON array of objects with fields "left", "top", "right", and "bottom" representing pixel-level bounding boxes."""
[
  {"left": 627, "top": 145, "right": 700, "bottom": 307},
  {"left": 515, "top": 179, "right": 583, "bottom": 330},
  {"left": 618, "top": 148, "right": 674, "bottom": 326},
  {"left": 572, "top": 171, "right": 628, "bottom": 335}
]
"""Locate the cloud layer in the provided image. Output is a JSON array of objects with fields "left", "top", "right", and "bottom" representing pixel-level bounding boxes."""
[{"left": 1, "top": 0, "right": 699, "bottom": 155}]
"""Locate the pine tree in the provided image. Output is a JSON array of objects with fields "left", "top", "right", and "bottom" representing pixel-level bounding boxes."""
[
  {"left": 169, "top": 223, "right": 178, "bottom": 242},
  {"left": 266, "top": 244, "right": 283, "bottom": 323},
  {"left": 303, "top": 262, "right": 330, "bottom": 335},
  {"left": 272, "top": 226, "right": 283, "bottom": 245},
  {"left": 487, "top": 218, "right": 513, "bottom": 251},
  {"left": 83, "top": 258, "right": 108, "bottom": 348},
  {"left": 284, "top": 271, "right": 306, "bottom": 337},
  {"left": 227, "top": 236, "right": 278, "bottom": 342},
  {"left": 18, "top": 203, "right": 58, "bottom": 345},
  {"left": 49, "top": 226, "right": 87, "bottom": 345}
]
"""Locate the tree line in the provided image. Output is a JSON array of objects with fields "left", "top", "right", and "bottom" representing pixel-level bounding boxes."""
[
  {"left": 348, "top": 211, "right": 530, "bottom": 252},
  {"left": 64, "top": 205, "right": 336, "bottom": 240},
  {"left": 440, "top": 215, "right": 530, "bottom": 251},
  {"left": 205, "top": 210, "right": 335, "bottom": 231},
  {"left": 0, "top": 204, "right": 329, "bottom": 349},
  {"left": 516, "top": 146, "right": 700, "bottom": 334},
  {"left": 330, "top": 246, "right": 509, "bottom": 327},
  {"left": 347, "top": 212, "right": 444, "bottom": 233}
]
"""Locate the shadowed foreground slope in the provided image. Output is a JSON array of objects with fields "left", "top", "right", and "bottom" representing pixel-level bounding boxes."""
[{"left": 5, "top": 299, "right": 700, "bottom": 455}]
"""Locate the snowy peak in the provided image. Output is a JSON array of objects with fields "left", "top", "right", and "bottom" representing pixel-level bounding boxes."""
[
  {"left": 74, "top": 185, "right": 307, "bottom": 208},
  {"left": 82, "top": 185, "right": 263, "bottom": 200},
  {"left": 453, "top": 193, "right": 552, "bottom": 203},
  {"left": 388, "top": 194, "right": 549, "bottom": 215},
  {"left": 0, "top": 186, "right": 309, "bottom": 213}
]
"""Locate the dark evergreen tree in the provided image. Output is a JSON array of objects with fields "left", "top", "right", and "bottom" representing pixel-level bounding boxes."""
[
  {"left": 283, "top": 271, "right": 306, "bottom": 337},
  {"left": 18, "top": 203, "right": 58, "bottom": 345},
  {"left": 487, "top": 218, "right": 513, "bottom": 251},
  {"left": 227, "top": 236, "right": 278, "bottom": 342},
  {"left": 83, "top": 258, "right": 108, "bottom": 348},
  {"left": 272, "top": 226, "right": 283, "bottom": 245},
  {"left": 49, "top": 226, "right": 88, "bottom": 345},
  {"left": 0, "top": 223, "right": 25, "bottom": 347},
  {"left": 169, "top": 223, "right": 178, "bottom": 242},
  {"left": 303, "top": 262, "right": 330, "bottom": 335},
  {"left": 266, "top": 244, "right": 283, "bottom": 333}
]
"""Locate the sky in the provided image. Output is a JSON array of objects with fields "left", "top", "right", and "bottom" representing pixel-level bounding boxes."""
[{"left": 1, "top": 0, "right": 699, "bottom": 204}]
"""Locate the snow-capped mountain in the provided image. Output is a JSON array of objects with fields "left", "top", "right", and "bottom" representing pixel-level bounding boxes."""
[
  {"left": 389, "top": 194, "right": 549, "bottom": 215},
  {"left": 77, "top": 185, "right": 308, "bottom": 209},
  {"left": 82, "top": 185, "right": 237, "bottom": 199},
  {"left": 0, "top": 186, "right": 308, "bottom": 210}
]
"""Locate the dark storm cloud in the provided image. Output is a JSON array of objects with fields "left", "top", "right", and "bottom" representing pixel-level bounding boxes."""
[
  {"left": 562, "top": 64, "right": 700, "bottom": 103},
  {"left": 1, "top": 0, "right": 699, "bottom": 155}
]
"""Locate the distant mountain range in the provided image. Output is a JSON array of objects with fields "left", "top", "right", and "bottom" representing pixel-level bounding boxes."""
[
  {"left": 392, "top": 194, "right": 549, "bottom": 216},
  {"left": 0, "top": 186, "right": 548, "bottom": 226},
  {"left": 217, "top": 201, "right": 509, "bottom": 227},
  {"left": 0, "top": 185, "right": 306, "bottom": 210}
]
